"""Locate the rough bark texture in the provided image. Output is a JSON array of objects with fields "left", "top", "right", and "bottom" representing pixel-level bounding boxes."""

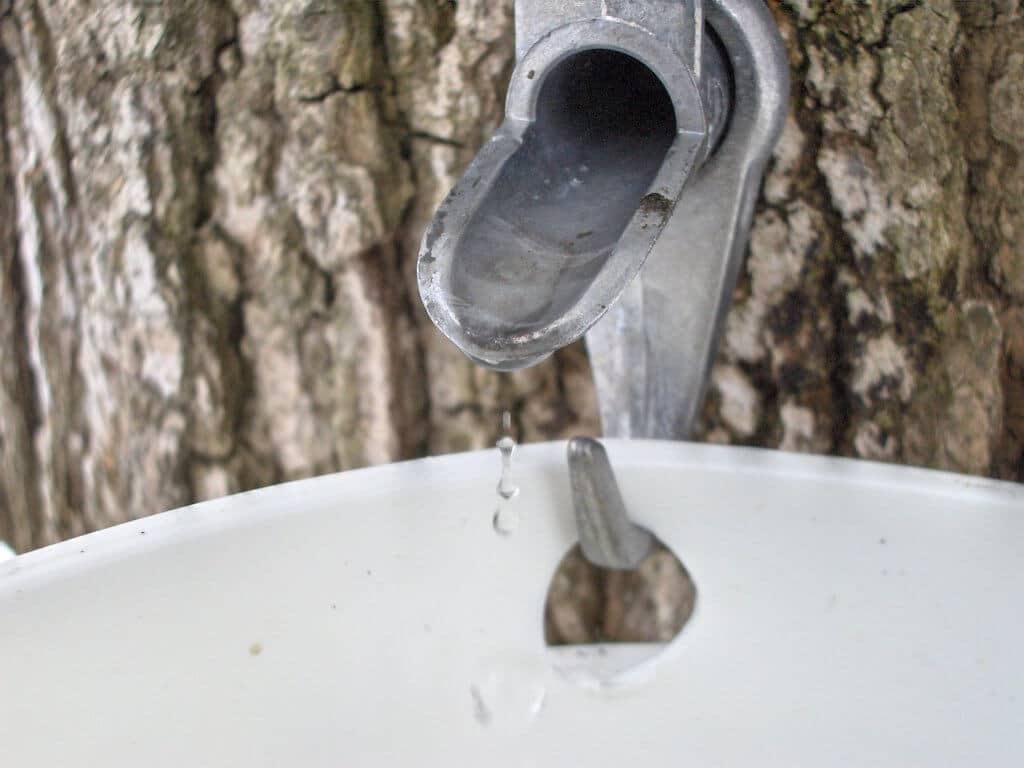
[
  {"left": 0, "top": 0, "right": 598, "bottom": 554},
  {"left": 697, "top": 0, "right": 1024, "bottom": 487},
  {"left": 0, "top": 0, "right": 1021, "bottom": 607},
  {"left": 545, "top": 542, "right": 696, "bottom": 645}
]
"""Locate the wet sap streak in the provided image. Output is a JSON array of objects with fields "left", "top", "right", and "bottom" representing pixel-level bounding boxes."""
[{"left": 470, "top": 653, "right": 549, "bottom": 731}]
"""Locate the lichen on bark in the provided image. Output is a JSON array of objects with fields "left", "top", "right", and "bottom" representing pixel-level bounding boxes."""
[{"left": 700, "top": 0, "right": 1022, "bottom": 485}]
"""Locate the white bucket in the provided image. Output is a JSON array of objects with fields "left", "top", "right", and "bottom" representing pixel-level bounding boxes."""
[{"left": 2, "top": 441, "right": 1022, "bottom": 766}]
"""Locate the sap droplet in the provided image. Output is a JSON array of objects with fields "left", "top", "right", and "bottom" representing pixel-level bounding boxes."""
[
  {"left": 493, "top": 507, "right": 520, "bottom": 536},
  {"left": 496, "top": 436, "right": 519, "bottom": 500}
]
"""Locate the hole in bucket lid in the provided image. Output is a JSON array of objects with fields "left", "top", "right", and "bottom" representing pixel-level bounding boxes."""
[{"left": 543, "top": 537, "right": 696, "bottom": 688}]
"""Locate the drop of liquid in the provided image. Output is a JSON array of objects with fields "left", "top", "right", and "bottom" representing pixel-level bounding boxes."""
[
  {"left": 493, "top": 506, "right": 520, "bottom": 535},
  {"left": 470, "top": 654, "right": 548, "bottom": 730},
  {"left": 496, "top": 435, "right": 519, "bottom": 500}
]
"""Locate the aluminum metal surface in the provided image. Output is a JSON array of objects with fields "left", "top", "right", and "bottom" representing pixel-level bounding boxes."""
[
  {"left": 418, "top": 0, "right": 787, "bottom": 440},
  {"left": 567, "top": 437, "right": 654, "bottom": 569},
  {"left": 586, "top": 0, "right": 789, "bottom": 439},
  {"left": 417, "top": 0, "right": 727, "bottom": 371}
]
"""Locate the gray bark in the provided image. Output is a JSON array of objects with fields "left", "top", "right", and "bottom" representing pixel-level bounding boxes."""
[
  {"left": 0, "top": 0, "right": 597, "bottom": 553},
  {"left": 1, "top": 0, "right": 1022, "bottom": 585}
]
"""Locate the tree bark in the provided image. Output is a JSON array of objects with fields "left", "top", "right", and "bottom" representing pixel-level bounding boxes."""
[{"left": 1, "top": 0, "right": 1021, "bottom": 556}]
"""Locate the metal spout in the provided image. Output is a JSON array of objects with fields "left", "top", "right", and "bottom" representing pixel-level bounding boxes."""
[
  {"left": 418, "top": 0, "right": 788, "bottom": 441},
  {"left": 418, "top": 0, "right": 728, "bottom": 371},
  {"left": 567, "top": 437, "right": 654, "bottom": 570}
]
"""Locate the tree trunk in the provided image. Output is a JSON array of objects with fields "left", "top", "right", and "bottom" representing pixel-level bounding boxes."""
[{"left": 1, "top": 0, "right": 1021, "bottom": 556}]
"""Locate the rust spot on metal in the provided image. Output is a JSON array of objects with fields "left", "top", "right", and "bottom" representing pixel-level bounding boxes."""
[{"left": 639, "top": 192, "right": 672, "bottom": 220}]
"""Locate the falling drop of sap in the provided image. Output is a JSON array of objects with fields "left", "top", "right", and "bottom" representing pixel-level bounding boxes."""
[
  {"left": 496, "top": 435, "right": 519, "bottom": 500},
  {"left": 493, "top": 412, "right": 519, "bottom": 534},
  {"left": 493, "top": 506, "right": 520, "bottom": 535}
]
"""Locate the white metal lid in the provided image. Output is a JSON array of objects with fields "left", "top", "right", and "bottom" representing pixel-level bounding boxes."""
[{"left": 1, "top": 441, "right": 1022, "bottom": 766}]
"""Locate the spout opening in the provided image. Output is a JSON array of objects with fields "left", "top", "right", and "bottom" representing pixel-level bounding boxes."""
[
  {"left": 446, "top": 49, "right": 676, "bottom": 344},
  {"left": 534, "top": 49, "right": 678, "bottom": 177}
]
